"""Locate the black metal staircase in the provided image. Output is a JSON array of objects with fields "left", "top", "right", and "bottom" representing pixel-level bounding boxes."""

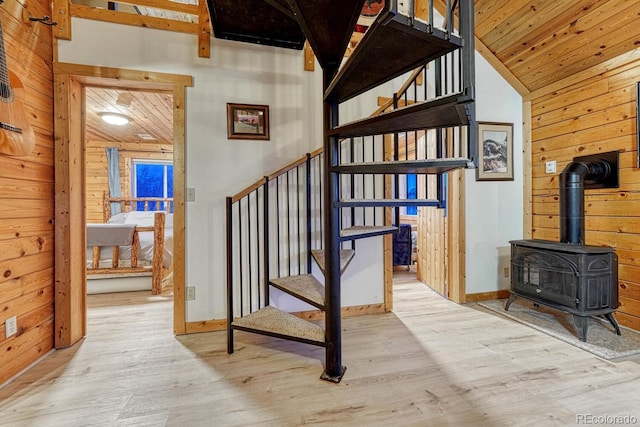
[{"left": 222, "top": 0, "right": 475, "bottom": 383}]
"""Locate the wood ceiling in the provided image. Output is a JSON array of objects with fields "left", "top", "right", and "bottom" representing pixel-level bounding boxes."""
[
  {"left": 474, "top": 0, "right": 640, "bottom": 95},
  {"left": 84, "top": 87, "right": 174, "bottom": 145}
]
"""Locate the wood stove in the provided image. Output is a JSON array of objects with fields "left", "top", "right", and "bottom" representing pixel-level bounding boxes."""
[
  {"left": 506, "top": 151, "right": 621, "bottom": 342},
  {"left": 507, "top": 239, "right": 619, "bottom": 341}
]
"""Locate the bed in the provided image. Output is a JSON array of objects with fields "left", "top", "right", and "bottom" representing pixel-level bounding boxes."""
[{"left": 86, "top": 193, "right": 174, "bottom": 295}]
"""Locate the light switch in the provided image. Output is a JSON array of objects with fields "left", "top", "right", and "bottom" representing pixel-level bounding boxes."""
[{"left": 186, "top": 187, "right": 196, "bottom": 202}]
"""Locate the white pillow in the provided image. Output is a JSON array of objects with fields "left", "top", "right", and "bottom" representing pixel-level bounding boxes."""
[
  {"left": 124, "top": 210, "right": 164, "bottom": 227},
  {"left": 107, "top": 212, "right": 129, "bottom": 224}
]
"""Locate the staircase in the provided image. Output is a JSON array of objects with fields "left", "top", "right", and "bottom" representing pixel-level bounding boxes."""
[{"left": 221, "top": 0, "right": 475, "bottom": 383}]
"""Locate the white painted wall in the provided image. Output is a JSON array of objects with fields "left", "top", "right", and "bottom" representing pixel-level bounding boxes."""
[
  {"left": 59, "top": 18, "right": 524, "bottom": 318},
  {"left": 59, "top": 19, "right": 387, "bottom": 321},
  {"left": 464, "top": 52, "right": 524, "bottom": 295}
]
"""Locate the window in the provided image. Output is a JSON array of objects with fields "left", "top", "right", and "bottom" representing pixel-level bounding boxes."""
[
  {"left": 406, "top": 173, "right": 417, "bottom": 215},
  {"left": 132, "top": 160, "right": 173, "bottom": 212}
]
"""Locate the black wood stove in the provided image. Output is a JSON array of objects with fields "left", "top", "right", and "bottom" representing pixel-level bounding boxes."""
[{"left": 506, "top": 151, "right": 621, "bottom": 342}]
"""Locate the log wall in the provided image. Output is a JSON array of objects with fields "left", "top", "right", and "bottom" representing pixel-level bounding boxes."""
[
  {"left": 0, "top": 0, "right": 55, "bottom": 384},
  {"left": 529, "top": 51, "right": 640, "bottom": 331}
]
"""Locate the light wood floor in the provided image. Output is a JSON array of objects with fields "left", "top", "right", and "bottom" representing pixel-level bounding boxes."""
[{"left": 1, "top": 272, "right": 640, "bottom": 426}]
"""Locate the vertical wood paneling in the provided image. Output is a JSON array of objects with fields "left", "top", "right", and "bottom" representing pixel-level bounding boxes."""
[
  {"left": 530, "top": 53, "right": 640, "bottom": 331},
  {"left": 54, "top": 74, "right": 86, "bottom": 348},
  {"left": 0, "top": 0, "right": 55, "bottom": 385}
]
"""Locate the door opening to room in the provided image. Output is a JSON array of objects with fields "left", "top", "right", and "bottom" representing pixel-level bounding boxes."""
[{"left": 83, "top": 86, "right": 175, "bottom": 312}]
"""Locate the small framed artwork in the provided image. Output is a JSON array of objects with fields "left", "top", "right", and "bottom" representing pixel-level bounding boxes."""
[
  {"left": 476, "top": 121, "right": 514, "bottom": 181},
  {"left": 227, "top": 103, "right": 270, "bottom": 140}
]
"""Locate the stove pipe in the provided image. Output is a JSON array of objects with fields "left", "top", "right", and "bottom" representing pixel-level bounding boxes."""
[{"left": 559, "top": 159, "right": 611, "bottom": 245}]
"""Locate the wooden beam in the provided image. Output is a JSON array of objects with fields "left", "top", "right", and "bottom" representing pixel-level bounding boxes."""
[
  {"left": 52, "top": 0, "right": 71, "bottom": 40},
  {"left": 54, "top": 62, "right": 193, "bottom": 87},
  {"left": 172, "top": 83, "right": 187, "bottom": 335},
  {"left": 304, "top": 40, "right": 314, "bottom": 72},
  {"left": 198, "top": 0, "right": 211, "bottom": 58},
  {"left": 117, "top": 0, "right": 199, "bottom": 15},
  {"left": 69, "top": 4, "right": 198, "bottom": 34}
]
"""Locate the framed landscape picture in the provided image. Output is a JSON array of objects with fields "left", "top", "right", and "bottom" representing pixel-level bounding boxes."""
[
  {"left": 476, "top": 122, "right": 514, "bottom": 181},
  {"left": 227, "top": 103, "right": 270, "bottom": 140}
]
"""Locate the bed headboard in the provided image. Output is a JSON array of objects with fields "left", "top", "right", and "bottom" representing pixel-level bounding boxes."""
[{"left": 103, "top": 191, "right": 174, "bottom": 222}]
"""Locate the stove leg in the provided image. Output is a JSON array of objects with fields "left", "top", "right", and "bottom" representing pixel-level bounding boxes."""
[
  {"left": 573, "top": 315, "right": 589, "bottom": 342},
  {"left": 504, "top": 294, "right": 517, "bottom": 311},
  {"left": 604, "top": 313, "right": 621, "bottom": 336}
]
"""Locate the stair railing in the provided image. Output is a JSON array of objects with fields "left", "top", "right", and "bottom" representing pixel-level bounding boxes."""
[
  {"left": 226, "top": 0, "right": 474, "bottom": 338},
  {"left": 339, "top": 47, "right": 471, "bottom": 226},
  {"left": 226, "top": 148, "right": 324, "bottom": 334}
]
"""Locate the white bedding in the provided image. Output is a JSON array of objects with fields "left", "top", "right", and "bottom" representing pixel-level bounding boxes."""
[{"left": 87, "top": 211, "right": 173, "bottom": 269}]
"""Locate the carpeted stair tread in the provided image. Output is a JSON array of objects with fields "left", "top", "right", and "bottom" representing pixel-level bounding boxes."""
[
  {"left": 311, "top": 249, "right": 355, "bottom": 275},
  {"left": 270, "top": 274, "right": 325, "bottom": 309},
  {"left": 232, "top": 306, "right": 325, "bottom": 346}
]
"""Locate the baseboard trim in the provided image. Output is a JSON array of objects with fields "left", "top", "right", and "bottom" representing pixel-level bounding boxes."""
[
  {"left": 465, "top": 290, "right": 511, "bottom": 302},
  {"left": 183, "top": 303, "right": 387, "bottom": 334}
]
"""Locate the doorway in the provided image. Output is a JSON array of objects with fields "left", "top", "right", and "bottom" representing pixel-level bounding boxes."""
[
  {"left": 53, "top": 63, "right": 192, "bottom": 347},
  {"left": 84, "top": 87, "right": 174, "bottom": 296}
]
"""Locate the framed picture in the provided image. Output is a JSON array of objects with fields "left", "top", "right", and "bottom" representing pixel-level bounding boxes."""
[
  {"left": 227, "top": 103, "right": 270, "bottom": 140},
  {"left": 476, "top": 122, "right": 514, "bottom": 181}
]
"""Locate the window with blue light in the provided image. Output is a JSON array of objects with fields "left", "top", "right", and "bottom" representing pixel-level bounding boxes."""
[
  {"left": 406, "top": 173, "right": 417, "bottom": 215},
  {"left": 132, "top": 160, "right": 173, "bottom": 212}
]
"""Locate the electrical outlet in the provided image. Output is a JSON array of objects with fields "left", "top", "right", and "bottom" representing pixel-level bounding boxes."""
[
  {"left": 186, "top": 286, "right": 196, "bottom": 301},
  {"left": 545, "top": 160, "right": 556, "bottom": 173},
  {"left": 5, "top": 316, "right": 17, "bottom": 338},
  {"left": 503, "top": 267, "right": 510, "bottom": 278}
]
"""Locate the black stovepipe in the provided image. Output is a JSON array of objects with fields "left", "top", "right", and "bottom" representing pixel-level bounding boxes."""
[{"left": 559, "top": 159, "right": 611, "bottom": 245}]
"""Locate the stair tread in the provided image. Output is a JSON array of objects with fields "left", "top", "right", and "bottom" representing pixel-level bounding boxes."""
[
  {"left": 311, "top": 249, "right": 356, "bottom": 274},
  {"left": 284, "top": 0, "right": 364, "bottom": 74},
  {"left": 332, "top": 158, "right": 473, "bottom": 174},
  {"left": 328, "top": 94, "right": 472, "bottom": 138},
  {"left": 336, "top": 198, "right": 441, "bottom": 207},
  {"left": 325, "top": 8, "right": 463, "bottom": 103},
  {"left": 232, "top": 306, "right": 325, "bottom": 346},
  {"left": 340, "top": 225, "right": 397, "bottom": 241},
  {"left": 270, "top": 274, "right": 325, "bottom": 309}
]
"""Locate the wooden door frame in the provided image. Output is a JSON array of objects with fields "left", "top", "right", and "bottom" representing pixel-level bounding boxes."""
[{"left": 53, "top": 62, "right": 192, "bottom": 347}]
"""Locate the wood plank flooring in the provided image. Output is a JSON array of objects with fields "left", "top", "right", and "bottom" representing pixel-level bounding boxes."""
[{"left": 1, "top": 272, "right": 639, "bottom": 426}]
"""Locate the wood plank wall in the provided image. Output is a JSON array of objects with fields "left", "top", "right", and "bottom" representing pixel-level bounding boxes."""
[
  {"left": 0, "top": 0, "right": 55, "bottom": 385},
  {"left": 85, "top": 140, "right": 173, "bottom": 223},
  {"left": 416, "top": 130, "right": 449, "bottom": 298},
  {"left": 529, "top": 52, "right": 640, "bottom": 331}
]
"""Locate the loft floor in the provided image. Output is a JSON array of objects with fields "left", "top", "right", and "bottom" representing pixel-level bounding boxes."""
[{"left": 1, "top": 277, "right": 639, "bottom": 425}]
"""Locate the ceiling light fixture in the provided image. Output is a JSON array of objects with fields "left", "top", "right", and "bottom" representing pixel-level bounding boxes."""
[{"left": 99, "top": 112, "right": 131, "bottom": 126}]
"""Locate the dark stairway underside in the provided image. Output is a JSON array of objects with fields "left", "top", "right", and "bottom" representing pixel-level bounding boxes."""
[
  {"left": 208, "top": 0, "right": 305, "bottom": 50},
  {"left": 325, "top": 7, "right": 463, "bottom": 103},
  {"left": 280, "top": 0, "right": 365, "bottom": 73}
]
